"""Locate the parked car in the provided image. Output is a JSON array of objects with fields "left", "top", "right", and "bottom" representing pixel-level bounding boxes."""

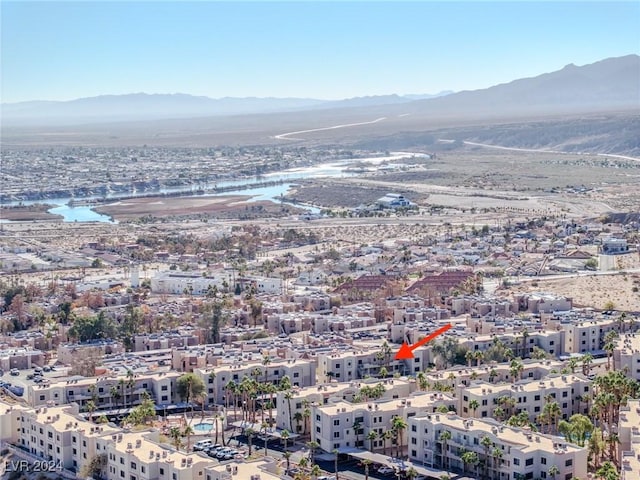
[
  {"left": 10, "top": 369, "right": 19, "bottom": 376},
  {"left": 377, "top": 466, "right": 395, "bottom": 475},
  {"left": 193, "top": 439, "right": 213, "bottom": 451}
]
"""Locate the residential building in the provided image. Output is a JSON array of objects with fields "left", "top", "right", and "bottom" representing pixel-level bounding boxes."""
[
  {"left": 407, "top": 412, "right": 588, "bottom": 480},
  {"left": 618, "top": 400, "right": 640, "bottom": 480}
]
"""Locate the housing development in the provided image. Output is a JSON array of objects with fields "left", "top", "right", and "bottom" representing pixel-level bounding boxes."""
[{"left": 1, "top": 186, "right": 639, "bottom": 480}]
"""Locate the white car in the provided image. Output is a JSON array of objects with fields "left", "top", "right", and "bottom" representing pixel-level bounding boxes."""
[{"left": 377, "top": 466, "right": 395, "bottom": 475}]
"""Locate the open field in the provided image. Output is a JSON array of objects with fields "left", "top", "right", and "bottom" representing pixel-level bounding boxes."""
[
  {"left": 503, "top": 269, "right": 640, "bottom": 312},
  {"left": 285, "top": 147, "right": 639, "bottom": 217},
  {"left": 93, "top": 194, "right": 299, "bottom": 221},
  {"left": 0, "top": 204, "right": 63, "bottom": 221}
]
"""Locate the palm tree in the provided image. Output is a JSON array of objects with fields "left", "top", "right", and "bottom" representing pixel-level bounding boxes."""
[
  {"left": 294, "top": 411, "right": 304, "bottom": 434},
  {"left": 110, "top": 386, "right": 120, "bottom": 409},
  {"left": 85, "top": 400, "right": 97, "bottom": 423},
  {"left": 353, "top": 421, "right": 362, "bottom": 447},
  {"left": 307, "top": 441, "right": 319, "bottom": 466},
  {"left": 491, "top": 447, "right": 503, "bottom": 476},
  {"left": 246, "top": 427, "right": 255, "bottom": 455},
  {"left": 118, "top": 379, "right": 126, "bottom": 408},
  {"left": 367, "top": 430, "right": 377, "bottom": 452},
  {"left": 383, "top": 430, "right": 394, "bottom": 456},
  {"left": 126, "top": 370, "right": 136, "bottom": 409},
  {"left": 416, "top": 372, "right": 428, "bottom": 391},
  {"left": 439, "top": 430, "right": 452, "bottom": 473},
  {"left": 310, "top": 464, "right": 321, "bottom": 480},
  {"left": 392, "top": 415, "right": 408, "bottom": 458},
  {"left": 548, "top": 465, "right": 560, "bottom": 480},
  {"left": 362, "top": 459, "right": 372, "bottom": 480},
  {"left": 460, "top": 451, "right": 479, "bottom": 477},
  {"left": 465, "top": 350, "right": 474, "bottom": 367},
  {"left": 509, "top": 358, "right": 524, "bottom": 383},
  {"left": 582, "top": 353, "right": 594, "bottom": 376},
  {"left": 169, "top": 426, "right": 182, "bottom": 451},
  {"left": 284, "top": 390, "right": 294, "bottom": 431},
  {"left": 283, "top": 451, "right": 292, "bottom": 472},
  {"left": 606, "top": 432, "right": 619, "bottom": 465},
  {"left": 480, "top": 435, "right": 492, "bottom": 478},
  {"left": 405, "top": 467, "right": 418, "bottom": 480},
  {"left": 282, "top": 430, "right": 291, "bottom": 469},
  {"left": 332, "top": 449, "right": 340, "bottom": 480},
  {"left": 596, "top": 461, "right": 619, "bottom": 480},
  {"left": 469, "top": 399, "right": 479, "bottom": 418},
  {"left": 183, "top": 424, "right": 194, "bottom": 451},
  {"left": 303, "top": 406, "right": 311, "bottom": 436}
]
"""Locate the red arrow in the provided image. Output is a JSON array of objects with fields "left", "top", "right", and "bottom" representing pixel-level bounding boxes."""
[{"left": 394, "top": 324, "right": 453, "bottom": 360}]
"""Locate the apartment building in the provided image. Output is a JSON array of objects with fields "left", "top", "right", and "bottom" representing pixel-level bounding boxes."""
[
  {"left": 26, "top": 371, "right": 181, "bottom": 410},
  {"left": 550, "top": 314, "right": 617, "bottom": 354},
  {"left": 197, "top": 358, "right": 316, "bottom": 406},
  {"left": 17, "top": 403, "right": 119, "bottom": 473},
  {"left": 407, "top": 412, "right": 588, "bottom": 480},
  {"left": 424, "top": 359, "right": 563, "bottom": 390},
  {"left": 618, "top": 400, "right": 640, "bottom": 480},
  {"left": 57, "top": 340, "right": 124, "bottom": 366},
  {"left": 614, "top": 333, "right": 640, "bottom": 380},
  {"left": 0, "top": 399, "right": 25, "bottom": 444},
  {"left": 316, "top": 348, "right": 425, "bottom": 382},
  {"left": 312, "top": 391, "right": 455, "bottom": 454},
  {"left": 0, "top": 347, "right": 45, "bottom": 370},
  {"left": 456, "top": 374, "right": 592, "bottom": 422},
  {"left": 274, "top": 378, "right": 415, "bottom": 432},
  {"left": 461, "top": 330, "right": 565, "bottom": 358}
]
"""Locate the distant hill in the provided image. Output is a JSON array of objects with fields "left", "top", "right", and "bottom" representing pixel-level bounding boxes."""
[
  {"left": 398, "top": 54, "right": 640, "bottom": 119},
  {"left": 1, "top": 92, "right": 451, "bottom": 126}
]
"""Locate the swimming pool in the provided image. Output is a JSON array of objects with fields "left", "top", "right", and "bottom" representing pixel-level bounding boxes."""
[{"left": 194, "top": 423, "right": 214, "bottom": 432}]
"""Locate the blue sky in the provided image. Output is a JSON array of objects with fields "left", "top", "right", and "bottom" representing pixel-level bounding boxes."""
[{"left": 2, "top": 1, "right": 639, "bottom": 102}]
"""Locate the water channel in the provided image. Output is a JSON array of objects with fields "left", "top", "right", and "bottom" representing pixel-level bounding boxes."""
[{"left": 2, "top": 152, "right": 427, "bottom": 223}]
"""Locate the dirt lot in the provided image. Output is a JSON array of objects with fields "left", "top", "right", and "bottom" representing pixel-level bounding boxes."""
[
  {"left": 0, "top": 204, "right": 63, "bottom": 221},
  {"left": 93, "top": 195, "right": 299, "bottom": 221},
  {"left": 503, "top": 265, "right": 640, "bottom": 312}
]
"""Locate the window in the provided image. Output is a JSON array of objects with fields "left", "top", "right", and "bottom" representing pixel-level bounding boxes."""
[
  {"left": 161, "top": 386, "right": 168, "bottom": 391},
  {"left": 525, "top": 458, "right": 534, "bottom": 466},
  {"left": 411, "top": 425, "right": 417, "bottom": 432},
  {"left": 334, "top": 420, "right": 340, "bottom": 426},
  {"left": 534, "top": 395, "right": 540, "bottom": 401},
  {"left": 293, "top": 372, "right": 299, "bottom": 378},
  {"left": 514, "top": 459, "right": 520, "bottom": 466},
  {"left": 131, "top": 462, "right": 137, "bottom": 470},
  {"left": 565, "top": 459, "right": 573, "bottom": 467},
  {"left": 160, "top": 469, "right": 164, "bottom": 475},
  {"left": 562, "top": 391, "right": 568, "bottom": 398},
  {"left": 334, "top": 432, "right": 340, "bottom": 438},
  {"left": 541, "top": 457, "right": 547, "bottom": 465}
]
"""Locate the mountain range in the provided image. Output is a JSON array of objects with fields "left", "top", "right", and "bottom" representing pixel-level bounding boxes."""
[
  {"left": 1, "top": 54, "right": 638, "bottom": 129},
  {"left": 1, "top": 92, "right": 452, "bottom": 125}
]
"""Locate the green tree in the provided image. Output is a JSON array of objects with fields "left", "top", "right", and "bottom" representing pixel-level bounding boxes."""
[
  {"left": 595, "top": 461, "right": 619, "bottom": 480},
  {"left": 169, "top": 426, "right": 182, "bottom": 451},
  {"left": 176, "top": 372, "right": 206, "bottom": 422}
]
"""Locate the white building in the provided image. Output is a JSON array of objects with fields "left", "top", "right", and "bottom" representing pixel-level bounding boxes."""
[
  {"left": 618, "top": 400, "right": 640, "bottom": 480},
  {"left": 312, "top": 392, "right": 455, "bottom": 454},
  {"left": 407, "top": 412, "right": 588, "bottom": 480}
]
